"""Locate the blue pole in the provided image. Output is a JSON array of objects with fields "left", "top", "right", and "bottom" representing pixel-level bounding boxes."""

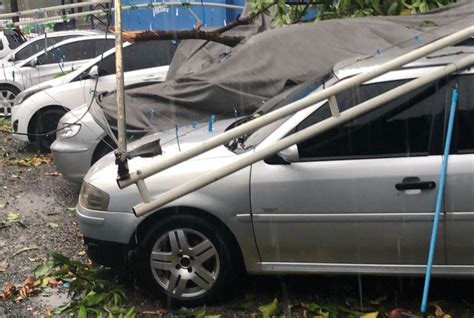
[{"left": 420, "top": 87, "right": 459, "bottom": 314}]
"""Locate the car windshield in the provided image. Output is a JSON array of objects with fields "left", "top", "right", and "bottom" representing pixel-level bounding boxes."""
[{"left": 225, "top": 74, "right": 330, "bottom": 153}]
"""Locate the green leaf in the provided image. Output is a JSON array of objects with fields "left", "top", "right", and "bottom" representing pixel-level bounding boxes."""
[
  {"left": 52, "top": 302, "right": 73, "bottom": 315},
  {"left": 82, "top": 291, "right": 109, "bottom": 306},
  {"left": 387, "top": 1, "right": 399, "bottom": 15},
  {"left": 419, "top": 20, "right": 438, "bottom": 27},
  {"left": 419, "top": 2, "right": 429, "bottom": 12},
  {"left": 48, "top": 222, "right": 59, "bottom": 229},
  {"left": 304, "top": 302, "right": 321, "bottom": 313},
  {"left": 194, "top": 307, "right": 207, "bottom": 318},
  {"left": 78, "top": 305, "right": 87, "bottom": 318},
  {"left": 86, "top": 308, "right": 104, "bottom": 318},
  {"left": 31, "top": 259, "right": 55, "bottom": 277},
  {"left": 370, "top": 0, "right": 383, "bottom": 14},
  {"left": 124, "top": 307, "right": 136, "bottom": 318},
  {"left": 259, "top": 298, "right": 278, "bottom": 318}
]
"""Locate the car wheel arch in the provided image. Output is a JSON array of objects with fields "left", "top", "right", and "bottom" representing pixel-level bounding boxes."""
[
  {"left": 0, "top": 83, "right": 21, "bottom": 93},
  {"left": 27, "top": 105, "right": 68, "bottom": 142},
  {"left": 132, "top": 206, "right": 246, "bottom": 274},
  {"left": 91, "top": 136, "right": 117, "bottom": 165}
]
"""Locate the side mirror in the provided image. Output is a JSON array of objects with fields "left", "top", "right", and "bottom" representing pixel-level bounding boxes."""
[
  {"left": 29, "top": 58, "right": 37, "bottom": 68},
  {"left": 278, "top": 145, "right": 299, "bottom": 163},
  {"left": 88, "top": 65, "right": 99, "bottom": 78}
]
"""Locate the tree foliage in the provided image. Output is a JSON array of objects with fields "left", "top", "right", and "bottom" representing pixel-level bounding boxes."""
[{"left": 249, "top": 0, "right": 456, "bottom": 26}]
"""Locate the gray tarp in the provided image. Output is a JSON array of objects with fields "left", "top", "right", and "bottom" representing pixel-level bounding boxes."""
[{"left": 97, "top": 0, "right": 474, "bottom": 133}]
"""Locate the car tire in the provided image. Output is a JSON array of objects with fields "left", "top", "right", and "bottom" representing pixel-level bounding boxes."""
[
  {"left": 137, "top": 214, "right": 239, "bottom": 307},
  {"left": 33, "top": 108, "right": 67, "bottom": 151},
  {"left": 0, "top": 85, "right": 20, "bottom": 117}
]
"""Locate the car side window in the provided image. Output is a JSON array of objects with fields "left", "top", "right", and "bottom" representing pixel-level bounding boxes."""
[
  {"left": 123, "top": 40, "right": 178, "bottom": 72},
  {"left": 96, "top": 40, "right": 178, "bottom": 76},
  {"left": 36, "top": 39, "right": 114, "bottom": 65},
  {"left": 96, "top": 53, "right": 115, "bottom": 75},
  {"left": 451, "top": 74, "right": 474, "bottom": 154},
  {"left": 15, "top": 36, "right": 67, "bottom": 61},
  {"left": 296, "top": 79, "right": 448, "bottom": 161}
]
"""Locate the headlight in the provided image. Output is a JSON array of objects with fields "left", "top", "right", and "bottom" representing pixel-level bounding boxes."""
[
  {"left": 80, "top": 182, "right": 110, "bottom": 210},
  {"left": 14, "top": 85, "right": 51, "bottom": 105},
  {"left": 57, "top": 122, "right": 81, "bottom": 139}
]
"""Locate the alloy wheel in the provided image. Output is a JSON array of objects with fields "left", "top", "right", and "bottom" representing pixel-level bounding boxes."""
[
  {"left": 0, "top": 89, "right": 17, "bottom": 117},
  {"left": 150, "top": 228, "right": 220, "bottom": 300}
]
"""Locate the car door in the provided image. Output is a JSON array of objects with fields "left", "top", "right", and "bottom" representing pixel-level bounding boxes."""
[
  {"left": 444, "top": 72, "right": 474, "bottom": 266},
  {"left": 27, "top": 39, "right": 114, "bottom": 86},
  {"left": 251, "top": 78, "right": 449, "bottom": 269}
]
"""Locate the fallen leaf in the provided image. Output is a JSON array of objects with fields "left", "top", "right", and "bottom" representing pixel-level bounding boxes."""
[
  {"left": 0, "top": 282, "right": 15, "bottom": 300},
  {"left": 48, "top": 223, "right": 59, "bottom": 229},
  {"left": 0, "top": 201, "right": 6, "bottom": 209},
  {"left": 48, "top": 277, "right": 61, "bottom": 288},
  {"left": 360, "top": 312, "right": 379, "bottom": 318},
  {"left": 66, "top": 207, "right": 76, "bottom": 212},
  {"left": 6, "top": 212, "right": 19, "bottom": 222},
  {"left": 259, "top": 298, "right": 278, "bottom": 318},
  {"left": 434, "top": 305, "right": 445, "bottom": 317},
  {"left": 0, "top": 261, "right": 8, "bottom": 272},
  {"left": 77, "top": 251, "right": 86, "bottom": 256},
  {"left": 45, "top": 171, "right": 61, "bottom": 177},
  {"left": 41, "top": 277, "right": 49, "bottom": 288},
  {"left": 12, "top": 246, "right": 39, "bottom": 257}
]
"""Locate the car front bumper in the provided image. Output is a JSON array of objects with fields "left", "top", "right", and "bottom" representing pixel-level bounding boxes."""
[
  {"left": 76, "top": 203, "right": 140, "bottom": 245},
  {"left": 10, "top": 105, "right": 29, "bottom": 142},
  {"left": 50, "top": 138, "right": 97, "bottom": 183}
]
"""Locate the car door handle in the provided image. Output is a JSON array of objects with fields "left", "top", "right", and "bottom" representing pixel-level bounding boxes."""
[{"left": 395, "top": 181, "right": 436, "bottom": 190}]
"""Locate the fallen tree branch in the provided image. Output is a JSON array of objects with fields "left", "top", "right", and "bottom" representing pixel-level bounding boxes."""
[
  {"left": 121, "top": 0, "right": 278, "bottom": 47},
  {"left": 123, "top": 29, "right": 244, "bottom": 47}
]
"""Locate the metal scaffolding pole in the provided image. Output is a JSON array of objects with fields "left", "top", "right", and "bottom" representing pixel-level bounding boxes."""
[{"left": 114, "top": 0, "right": 128, "bottom": 179}]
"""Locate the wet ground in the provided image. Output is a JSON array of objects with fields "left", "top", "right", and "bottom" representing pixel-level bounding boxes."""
[{"left": 2, "top": 133, "right": 474, "bottom": 317}]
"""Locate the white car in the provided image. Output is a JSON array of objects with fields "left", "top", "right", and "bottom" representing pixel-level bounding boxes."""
[
  {"left": 0, "top": 34, "right": 114, "bottom": 116},
  {"left": 12, "top": 40, "right": 176, "bottom": 150},
  {"left": 0, "top": 29, "right": 26, "bottom": 59},
  {"left": 0, "top": 30, "right": 102, "bottom": 66}
]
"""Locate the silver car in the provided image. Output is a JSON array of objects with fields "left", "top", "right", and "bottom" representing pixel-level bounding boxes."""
[{"left": 76, "top": 48, "right": 474, "bottom": 305}]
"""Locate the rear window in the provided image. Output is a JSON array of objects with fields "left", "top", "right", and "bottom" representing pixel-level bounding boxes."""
[{"left": 4, "top": 29, "right": 25, "bottom": 49}]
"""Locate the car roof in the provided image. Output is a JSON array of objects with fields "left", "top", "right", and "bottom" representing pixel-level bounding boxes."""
[{"left": 333, "top": 46, "right": 474, "bottom": 80}]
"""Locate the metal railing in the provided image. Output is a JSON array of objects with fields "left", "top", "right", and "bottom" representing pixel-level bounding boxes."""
[{"left": 115, "top": 25, "right": 474, "bottom": 217}]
